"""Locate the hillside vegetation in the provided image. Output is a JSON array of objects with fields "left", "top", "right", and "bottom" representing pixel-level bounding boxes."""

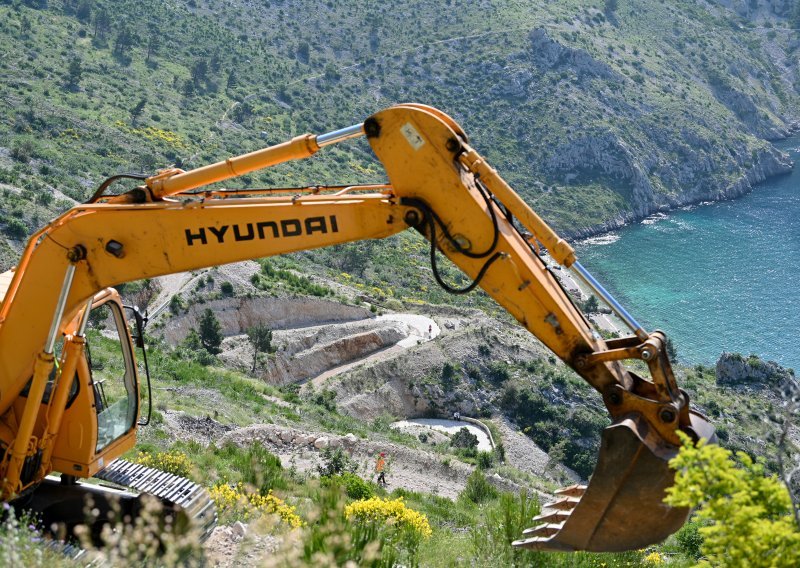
[
  {"left": 2, "top": 1, "right": 800, "bottom": 565},
  {"left": 0, "top": 0, "right": 798, "bottom": 255},
  {"left": 1, "top": 0, "right": 797, "bottom": 309}
]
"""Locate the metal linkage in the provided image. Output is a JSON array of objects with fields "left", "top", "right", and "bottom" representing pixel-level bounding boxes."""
[
  {"left": 316, "top": 123, "right": 364, "bottom": 147},
  {"left": 570, "top": 261, "right": 647, "bottom": 341}
]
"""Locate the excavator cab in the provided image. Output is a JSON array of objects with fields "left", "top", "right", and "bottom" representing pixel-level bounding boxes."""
[
  {"left": 19, "top": 291, "right": 214, "bottom": 541},
  {"left": 48, "top": 289, "right": 141, "bottom": 479}
]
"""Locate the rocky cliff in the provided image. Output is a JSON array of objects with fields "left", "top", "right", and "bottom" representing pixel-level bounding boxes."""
[{"left": 715, "top": 351, "right": 795, "bottom": 387}]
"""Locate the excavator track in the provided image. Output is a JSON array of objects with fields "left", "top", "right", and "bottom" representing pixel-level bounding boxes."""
[
  {"left": 94, "top": 458, "right": 217, "bottom": 540},
  {"left": 17, "top": 459, "right": 217, "bottom": 554}
]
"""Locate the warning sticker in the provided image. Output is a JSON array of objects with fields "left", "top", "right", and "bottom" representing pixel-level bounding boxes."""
[{"left": 400, "top": 122, "right": 425, "bottom": 151}]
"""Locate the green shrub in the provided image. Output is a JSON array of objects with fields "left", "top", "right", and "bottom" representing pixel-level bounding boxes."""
[
  {"left": 451, "top": 427, "right": 478, "bottom": 450},
  {"left": 666, "top": 434, "right": 800, "bottom": 565},
  {"left": 311, "top": 388, "right": 337, "bottom": 411},
  {"left": 317, "top": 446, "right": 357, "bottom": 477},
  {"left": 169, "top": 294, "right": 184, "bottom": 315},
  {"left": 441, "top": 362, "right": 458, "bottom": 390},
  {"left": 476, "top": 451, "right": 494, "bottom": 470},
  {"left": 178, "top": 330, "right": 217, "bottom": 365},
  {"left": 4, "top": 218, "right": 26, "bottom": 239},
  {"left": 493, "top": 441, "right": 506, "bottom": 463},
  {"left": 471, "top": 491, "right": 539, "bottom": 565},
  {"left": 208, "top": 442, "right": 287, "bottom": 494},
  {"left": 384, "top": 298, "right": 403, "bottom": 310},
  {"left": 280, "top": 384, "right": 301, "bottom": 404},
  {"left": 10, "top": 140, "right": 34, "bottom": 163},
  {"left": 461, "top": 470, "right": 498, "bottom": 504},
  {"left": 323, "top": 472, "right": 375, "bottom": 500},
  {"left": 675, "top": 519, "right": 703, "bottom": 560},
  {"left": 487, "top": 362, "right": 511, "bottom": 384}
]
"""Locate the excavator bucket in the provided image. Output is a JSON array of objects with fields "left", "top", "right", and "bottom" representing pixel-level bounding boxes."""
[{"left": 513, "top": 413, "right": 708, "bottom": 552}]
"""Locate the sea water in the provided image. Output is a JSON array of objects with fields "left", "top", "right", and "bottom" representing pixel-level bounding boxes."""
[{"left": 574, "top": 138, "right": 800, "bottom": 370}]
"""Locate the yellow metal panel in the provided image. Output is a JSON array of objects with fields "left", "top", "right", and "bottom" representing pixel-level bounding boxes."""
[
  {"left": 365, "top": 106, "right": 608, "bottom": 383},
  {"left": 0, "top": 196, "right": 411, "bottom": 415}
]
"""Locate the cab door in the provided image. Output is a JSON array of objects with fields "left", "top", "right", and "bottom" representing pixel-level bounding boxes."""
[{"left": 51, "top": 290, "right": 139, "bottom": 477}]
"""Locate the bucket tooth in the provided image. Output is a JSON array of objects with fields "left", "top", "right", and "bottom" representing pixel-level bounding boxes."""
[
  {"left": 512, "top": 536, "right": 575, "bottom": 552},
  {"left": 530, "top": 510, "right": 571, "bottom": 525},
  {"left": 521, "top": 522, "right": 565, "bottom": 538},
  {"left": 542, "top": 496, "right": 580, "bottom": 511},
  {"left": 554, "top": 484, "right": 587, "bottom": 498}
]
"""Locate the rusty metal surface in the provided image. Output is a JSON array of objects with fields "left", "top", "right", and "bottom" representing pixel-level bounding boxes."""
[{"left": 514, "top": 416, "right": 698, "bottom": 552}]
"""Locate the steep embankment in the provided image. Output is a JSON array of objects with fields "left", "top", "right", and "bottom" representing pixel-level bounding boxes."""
[{"left": 160, "top": 293, "right": 438, "bottom": 386}]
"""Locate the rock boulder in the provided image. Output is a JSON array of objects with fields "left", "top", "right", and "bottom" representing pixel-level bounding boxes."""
[{"left": 715, "top": 352, "right": 794, "bottom": 387}]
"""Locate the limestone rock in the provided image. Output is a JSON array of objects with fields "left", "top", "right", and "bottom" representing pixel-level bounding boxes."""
[
  {"left": 526, "top": 28, "right": 618, "bottom": 80},
  {"left": 715, "top": 352, "right": 794, "bottom": 387},
  {"left": 232, "top": 521, "right": 247, "bottom": 538}
]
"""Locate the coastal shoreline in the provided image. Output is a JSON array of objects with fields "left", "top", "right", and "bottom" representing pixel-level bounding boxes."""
[
  {"left": 561, "top": 139, "right": 796, "bottom": 244},
  {"left": 548, "top": 132, "right": 799, "bottom": 339}
]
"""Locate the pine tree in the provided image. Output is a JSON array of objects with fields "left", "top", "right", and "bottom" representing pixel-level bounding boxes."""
[
  {"left": 76, "top": 0, "right": 91, "bottom": 22},
  {"left": 247, "top": 323, "right": 274, "bottom": 372},
  {"left": 66, "top": 57, "right": 82, "bottom": 88},
  {"left": 198, "top": 308, "right": 223, "bottom": 355},
  {"left": 114, "top": 25, "right": 135, "bottom": 58},
  {"left": 93, "top": 8, "right": 110, "bottom": 42},
  {"left": 130, "top": 98, "right": 147, "bottom": 126}
]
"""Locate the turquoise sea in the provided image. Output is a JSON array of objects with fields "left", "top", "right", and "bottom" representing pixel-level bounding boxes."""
[{"left": 574, "top": 138, "right": 800, "bottom": 370}]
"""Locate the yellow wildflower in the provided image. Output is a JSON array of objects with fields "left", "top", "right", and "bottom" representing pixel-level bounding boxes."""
[
  {"left": 208, "top": 483, "right": 303, "bottom": 528},
  {"left": 133, "top": 451, "right": 192, "bottom": 477},
  {"left": 643, "top": 551, "right": 664, "bottom": 565},
  {"left": 345, "top": 497, "right": 432, "bottom": 539}
]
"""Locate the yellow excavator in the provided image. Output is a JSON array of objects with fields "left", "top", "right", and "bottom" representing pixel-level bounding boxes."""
[{"left": 0, "top": 104, "right": 713, "bottom": 552}]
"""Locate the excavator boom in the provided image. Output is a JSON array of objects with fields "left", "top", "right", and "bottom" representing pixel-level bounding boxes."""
[{"left": 0, "top": 104, "right": 713, "bottom": 552}]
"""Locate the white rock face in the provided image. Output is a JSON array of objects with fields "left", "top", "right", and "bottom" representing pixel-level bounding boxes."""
[
  {"left": 163, "top": 296, "right": 419, "bottom": 386},
  {"left": 314, "top": 437, "right": 330, "bottom": 449},
  {"left": 161, "top": 296, "right": 374, "bottom": 344},
  {"left": 232, "top": 521, "right": 247, "bottom": 538},
  {"left": 254, "top": 325, "right": 407, "bottom": 385}
]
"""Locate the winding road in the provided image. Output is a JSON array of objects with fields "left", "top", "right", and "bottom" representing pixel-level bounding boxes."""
[{"left": 308, "top": 314, "right": 440, "bottom": 387}]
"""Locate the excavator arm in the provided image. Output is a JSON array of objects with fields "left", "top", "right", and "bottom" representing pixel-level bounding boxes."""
[{"left": 0, "top": 104, "right": 713, "bottom": 552}]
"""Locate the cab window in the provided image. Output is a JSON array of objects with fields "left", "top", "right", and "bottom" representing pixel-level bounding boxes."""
[{"left": 86, "top": 302, "right": 138, "bottom": 452}]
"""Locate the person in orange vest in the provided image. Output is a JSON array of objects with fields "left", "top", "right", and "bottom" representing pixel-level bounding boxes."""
[{"left": 375, "top": 452, "right": 387, "bottom": 486}]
